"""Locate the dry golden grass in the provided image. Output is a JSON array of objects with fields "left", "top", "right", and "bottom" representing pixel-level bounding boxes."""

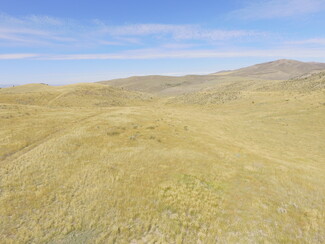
[
  {"left": 0, "top": 83, "right": 153, "bottom": 107},
  {"left": 0, "top": 80, "right": 324, "bottom": 243}
]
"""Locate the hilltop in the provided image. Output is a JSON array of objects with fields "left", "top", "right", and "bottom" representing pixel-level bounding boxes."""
[{"left": 217, "top": 59, "right": 325, "bottom": 80}]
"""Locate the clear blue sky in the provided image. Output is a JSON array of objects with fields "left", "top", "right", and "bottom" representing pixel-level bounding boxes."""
[{"left": 1, "top": 0, "right": 325, "bottom": 85}]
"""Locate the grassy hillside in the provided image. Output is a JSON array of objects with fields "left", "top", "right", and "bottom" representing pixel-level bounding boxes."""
[
  {"left": 0, "top": 83, "right": 153, "bottom": 107},
  {"left": 99, "top": 59, "right": 325, "bottom": 95},
  {"left": 100, "top": 75, "right": 236, "bottom": 96},
  {"left": 216, "top": 59, "right": 325, "bottom": 80},
  {"left": 169, "top": 71, "right": 325, "bottom": 105},
  {"left": 0, "top": 72, "right": 324, "bottom": 243}
]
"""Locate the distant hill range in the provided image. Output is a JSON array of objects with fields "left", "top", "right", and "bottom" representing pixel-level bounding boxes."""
[
  {"left": 99, "top": 59, "right": 325, "bottom": 95},
  {"left": 1, "top": 59, "right": 324, "bottom": 108},
  {"left": 215, "top": 59, "right": 325, "bottom": 80}
]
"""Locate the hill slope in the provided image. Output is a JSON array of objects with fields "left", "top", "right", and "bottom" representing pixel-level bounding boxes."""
[
  {"left": 217, "top": 59, "right": 325, "bottom": 80},
  {"left": 99, "top": 75, "right": 261, "bottom": 96},
  {"left": 99, "top": 59, "right": 325, "bottom": 95},
  {"left": 169, "top": 70, "right": 325, "bottom": 105},
  {"left": 0, "top": 83, "right": 153, "bottom": 107}
]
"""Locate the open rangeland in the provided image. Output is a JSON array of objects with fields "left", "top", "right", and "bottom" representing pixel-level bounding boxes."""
[{"left": 0, "top": 72, "right": 324, "bottom": 243}]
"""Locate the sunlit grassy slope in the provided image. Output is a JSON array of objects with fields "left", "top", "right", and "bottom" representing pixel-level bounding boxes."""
[
  {"left": 0, "top": 76, "right": 324, "bottom": 243},
  {"left": 0, "top": 83, "right": 153, "bottom": 107}
]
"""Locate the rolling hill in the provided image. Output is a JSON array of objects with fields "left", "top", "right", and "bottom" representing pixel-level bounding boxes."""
[
  {"left": 169, "top": 70, "right": 325, "bottom": 105},
  {"left": 0, "top": 83, "right": 153, "bottom": 107},
  {"left": 99, "top": 59, "right": 325, "bottom": 95},
  {"left": 216, "top": 59, "right": 325, "bottom": 80},
  {"left": 99, "top": 74, "right": 243, "bottom": 96}
]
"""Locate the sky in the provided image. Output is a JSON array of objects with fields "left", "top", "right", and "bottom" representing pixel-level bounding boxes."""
[{"left": 1, "top": 0, "right": 325, "bottom": 85}]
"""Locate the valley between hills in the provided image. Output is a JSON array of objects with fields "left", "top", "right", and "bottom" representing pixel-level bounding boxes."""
[{"left": 0, "top": 59, "right": 324, "bottom": 243}]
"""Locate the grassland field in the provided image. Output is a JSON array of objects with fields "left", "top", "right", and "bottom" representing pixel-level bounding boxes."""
[{"left": 0, "top": 76, "right": 324, "bottom": 243}]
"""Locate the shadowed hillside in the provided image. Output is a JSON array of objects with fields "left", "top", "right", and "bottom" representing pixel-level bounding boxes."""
[{"left": 99, "top": 75, "right": 247, "bottom": 96}]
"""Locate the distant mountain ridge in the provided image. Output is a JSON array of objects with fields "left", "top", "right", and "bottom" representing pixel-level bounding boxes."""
[
  {"left": 216, "top": 59, "right": 325, "bottom": 80},
  {"left": 99, "top": 59, "right": 325, "bottom": 95}
]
